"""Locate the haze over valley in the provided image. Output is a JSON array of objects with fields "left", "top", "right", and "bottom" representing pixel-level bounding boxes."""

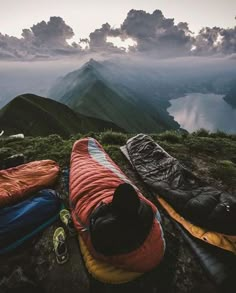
[{"left": 0, "top": 5, "right": 236, "bottom": 134}]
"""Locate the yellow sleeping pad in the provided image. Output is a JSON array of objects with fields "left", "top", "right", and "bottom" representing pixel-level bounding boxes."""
[
  {"left": 78, "top": 236, "right": 142, "bottom": 284},
  {"left": 158, "top": 197, "right": 236, "bottom": 254}
]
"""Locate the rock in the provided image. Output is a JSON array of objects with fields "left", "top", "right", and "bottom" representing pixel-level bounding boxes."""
[{"left": 0, "top": 223, "right": 90, "bottom": 293}]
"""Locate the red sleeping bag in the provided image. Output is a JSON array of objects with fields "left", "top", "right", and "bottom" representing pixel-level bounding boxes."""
[
  {"left": 70, "top": 138, "right": 165, "bottom": 272},
  {"left": 0, "top": 160, "right": 60, "bottom": 208}
]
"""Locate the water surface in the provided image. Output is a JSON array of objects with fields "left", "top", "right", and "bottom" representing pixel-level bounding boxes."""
[{"left": 168, "top": 93, "right": 236, "bottom": 133}]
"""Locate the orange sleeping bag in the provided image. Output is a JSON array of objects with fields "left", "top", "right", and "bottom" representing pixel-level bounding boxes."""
[
  {"left": 70, "top": 138, "right": 165, "bottom": 273},
  {"left": 0, "top": 160, "right": 60, "bottom": 207}
]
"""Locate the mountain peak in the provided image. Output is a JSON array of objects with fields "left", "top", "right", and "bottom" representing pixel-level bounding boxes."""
[{"left": 83, "top": 58, "right": 103, "bottom": 71}]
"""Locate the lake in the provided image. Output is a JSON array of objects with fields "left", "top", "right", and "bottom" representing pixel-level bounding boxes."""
[{"left": 168, "top": 93, "right": 236, "bottom": 134}]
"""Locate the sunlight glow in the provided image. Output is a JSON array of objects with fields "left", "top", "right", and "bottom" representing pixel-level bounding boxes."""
[
  {"left": 190, "top": 45, "right": 197, "bottom": 51},
  {"left": 213, "top": 34, "right": 223, "bottom": 47},
  {"left": 106, "top": 36, "right": 137, "bottom": 52}
]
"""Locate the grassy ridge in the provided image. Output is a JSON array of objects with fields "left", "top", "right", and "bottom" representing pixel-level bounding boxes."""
[
  {"left": 1, "top": 130, "right": 235, "bottom": 192},
  {"left": 0, "top": 94, "right": 123, "bottom": 137}
]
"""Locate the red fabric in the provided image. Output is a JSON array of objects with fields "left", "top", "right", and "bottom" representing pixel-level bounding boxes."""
[
  {"left": 0, "top": 160, "right": 60, "bottom": 208},
  {"left": 70, "top": 138, "right": 165, "bottom": 272}
]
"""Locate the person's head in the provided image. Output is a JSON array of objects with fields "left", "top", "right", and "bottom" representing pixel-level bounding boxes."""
[{"left": 111, "top": 183, "right": 140, "bottom": 218}]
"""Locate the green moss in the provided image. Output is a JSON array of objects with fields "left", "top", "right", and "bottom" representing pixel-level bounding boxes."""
[{"left": 210, "top": 160, "right": 236, "bottom": 187}]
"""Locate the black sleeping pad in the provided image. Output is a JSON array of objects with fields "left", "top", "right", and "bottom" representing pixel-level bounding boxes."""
[{"left": 174, "top": 222, "right": 236, "bottom": 293}]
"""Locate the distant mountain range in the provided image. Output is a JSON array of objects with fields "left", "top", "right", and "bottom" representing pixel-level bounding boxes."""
[
  {"left": 1, "top": 58, "right": 235, "bottom": 136},
  {"left": 0, "top": 94, "right": 123, "bottom": 137},
  {"left": 50, "top": 59, "right": 180, "bottom": 133}
]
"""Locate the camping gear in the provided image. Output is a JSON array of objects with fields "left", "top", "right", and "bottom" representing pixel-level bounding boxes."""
[
  {"left": 174, "top": 222, "right": 236, "bottom": 293},
  {"left": 0, "top": 189, "right": 61, "bottom": 254},
  {"left": 9, "top": 133, "right": 24, "bottom": 139},
  {"left": 60, "top": 209, "right": 77, "bottom": 236},
  {"left": 0, "top": 159, "right": 60, "bottom": 208},
  {"left": 69, "top": 137, "right": 165, "bottom": 281},
  {"left": 78, "top": 236, "right": 142, "bottom": 284},
  {"left": 121, "top": 133, "right": 236, "bottom": 253},
  {"left": 121, "top": 134, "right": 236, "bottom": 291},
  {"left": 53, "top": 227, "right": 69, "bottom": 264}
]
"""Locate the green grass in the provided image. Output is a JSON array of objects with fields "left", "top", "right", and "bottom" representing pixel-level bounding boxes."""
[
  {"left": 100, "top": 131, "right": 127, "bottom": 145},
  {"left": 0, "top": 94, "right": 123, "bottom": 137},
  {"left": 210, "top": 160, "right": 236, "bottom": 189},
  {"left": 1, "top": 130, "right": 236, "bottom": 191}
]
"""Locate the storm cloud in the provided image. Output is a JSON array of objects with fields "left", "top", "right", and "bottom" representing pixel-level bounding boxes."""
[
  {"left": 0, "top": 10, "right": 235, "bottom": 60},
  {"left": 193, "top": 26, "right": 236, "bottom": 55},
  {"left": 30, "top": 17, "right": 74, "bottom": 48},
  {"left": 0, "top": 17, "right": 82, "bottom": 60},
  {"left": 120, "top": 9, "right": 193, "bottom": 56},
  {"left": 89, "top": 23, "right": 122, "bottom": 53}
]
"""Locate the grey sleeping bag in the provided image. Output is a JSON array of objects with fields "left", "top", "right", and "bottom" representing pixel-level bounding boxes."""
[{"left": 125, "top": 134, "right": 236, "bottom": 235}]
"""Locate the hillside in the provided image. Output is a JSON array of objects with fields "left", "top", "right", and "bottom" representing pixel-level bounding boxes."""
[
  {"left": 50, "top": 59, "right": 180, "bottom": 133},
  {"left": 0, "top": 94, "right": 124, "bottom": 137}
]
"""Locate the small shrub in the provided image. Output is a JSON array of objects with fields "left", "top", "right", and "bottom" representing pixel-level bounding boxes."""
[
  {"left": 192, "top": 128, "right": 210, "bottom": 137},
  {"left": 150, "top": 134, "right": 162, "bottom": 141},
  {"left": 159, "top": 130, "right": 182, "bottom": 144},
  {"left": 100, "top": 131, "right": 127, "bottom": 145},
  {"left": 210, "top": 130, "right": 229, "bottom": 139},
  {"left": 47, "top": 134, "right": 63, "bottom": 144},
  {"left": 82, "top": 132, "right": 100, "bottom": 140},
  {"left": 70, "top": 133, "right": 82, "bottom": 141},
  {"left": 181, "top": 132, "right": 189, "bottom": 139}
]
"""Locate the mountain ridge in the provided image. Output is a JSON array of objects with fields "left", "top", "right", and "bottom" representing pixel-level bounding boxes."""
[
  {"left": 50, "top": 59, "right": 180, "bottom": 133},
  {"left": 0, "top": 93, "right": 124, "bottom": 137}
]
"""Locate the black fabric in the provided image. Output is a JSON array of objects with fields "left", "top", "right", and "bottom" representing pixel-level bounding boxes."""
[
  {"left": 112, "top": 183, "right": 140, "bottom": 218},
  {"left": 125, "top": 134, "right": 236, "bottom": 235},
  {"left": 121, "top": 142, "right": 236, "bottom": 290},
  {"left": 89, "top": 200, "right": 153, "bottom": 256},
  {"left": 174, "top": 222, "right": 236, "bottom": 293}
]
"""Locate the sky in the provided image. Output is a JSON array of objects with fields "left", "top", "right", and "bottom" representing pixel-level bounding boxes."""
[
  {"left": 0, "top": 0, "right": 235, "bottom": 41},
  {"left": 0, "top": 0, "right": 235, "bottom": 60}
]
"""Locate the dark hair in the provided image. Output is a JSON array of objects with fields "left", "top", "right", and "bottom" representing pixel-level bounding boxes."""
[{"left": 111, "top": 183, "right": 140, "bottom": 217}]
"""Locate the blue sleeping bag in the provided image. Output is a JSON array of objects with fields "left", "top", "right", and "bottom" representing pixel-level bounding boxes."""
[{"left": 0, "top": 189, "right": 61, "bottom": 254}]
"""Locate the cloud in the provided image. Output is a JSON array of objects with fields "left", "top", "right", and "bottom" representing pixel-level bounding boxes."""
[
  {"left": 89, "top": 23, "right": 124, "bottom": 53},
  {"left": 120, "top": 10, "right": 193, "bottom": 57},
  {"left": 193, "top": 26, "right": 236, "bottom": 55},
  {"left": 0, "top": 11, "right": 235, "bottom": 60},
  {"left": 0, "top": 17, "right": 82, "bottom": 60},
  {"left": 220, "top": 27, "right": 236, "bottom": 54},
  {"left": 30, "top": 17, "right": 74, "bottom": 48}
]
